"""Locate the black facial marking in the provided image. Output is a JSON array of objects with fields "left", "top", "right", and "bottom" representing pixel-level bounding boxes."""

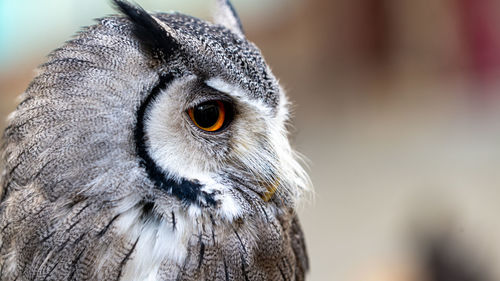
[
  {"left": 113, "top": 0, "right": 180, "bottom": 60},
  {"left": 134, "top": 74, "right": 216, "bottom": 207}
]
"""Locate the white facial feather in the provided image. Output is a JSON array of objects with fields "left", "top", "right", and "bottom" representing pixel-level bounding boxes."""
[
  {"left": 207, "top": 77, "right": 311, "bottom": 203},
  {"left": 146, "top": 76, "right": 211, "bottom": 181}
]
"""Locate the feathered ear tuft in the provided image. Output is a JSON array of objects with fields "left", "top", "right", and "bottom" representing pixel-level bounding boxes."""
[
  {"left": 213, "top": 0, "right": 244, "bottom": 36},
  {"left": 112, "top": 0, "right": 180, "bottom": 60}
]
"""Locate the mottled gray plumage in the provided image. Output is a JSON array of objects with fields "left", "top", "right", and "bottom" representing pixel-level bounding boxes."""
[{"left": 0, "top": 1, "right": 310, "bottom": 280}]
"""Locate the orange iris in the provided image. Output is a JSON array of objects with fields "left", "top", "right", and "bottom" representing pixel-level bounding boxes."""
[{"left": 188, "top": 100, "right": 226, "bottom": 132}]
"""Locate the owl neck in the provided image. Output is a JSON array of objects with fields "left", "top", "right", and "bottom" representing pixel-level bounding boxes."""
[{"left": 113, "top": 196, "right": 287, "bottom": 281}]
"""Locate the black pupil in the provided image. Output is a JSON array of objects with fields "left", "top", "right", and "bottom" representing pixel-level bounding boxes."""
[{"left": 194, "top": 102, "right": 220, "bottom": 128}]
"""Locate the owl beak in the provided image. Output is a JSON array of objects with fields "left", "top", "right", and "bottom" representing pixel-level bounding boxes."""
[{"left": 261, "top": 178, "right": 280, "bottom": 202}]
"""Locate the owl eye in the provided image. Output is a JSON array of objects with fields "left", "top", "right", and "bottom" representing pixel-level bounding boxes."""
[{"left": 187, "top": 100, "right": 231, "bottom": 132}]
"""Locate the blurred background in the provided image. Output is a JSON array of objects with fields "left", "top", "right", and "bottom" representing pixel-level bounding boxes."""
[{"left": 2, "top": 0, "right": 500, "bottom": 280}]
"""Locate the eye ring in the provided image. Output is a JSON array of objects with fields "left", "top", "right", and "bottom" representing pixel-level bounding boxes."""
[{"left": 187, "top": 100, "right": 230, "bottom": 132}]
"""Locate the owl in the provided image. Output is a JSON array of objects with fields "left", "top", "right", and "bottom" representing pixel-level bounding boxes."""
[{"left": 0, "top": 0, "right": 310, "bottom": 280}]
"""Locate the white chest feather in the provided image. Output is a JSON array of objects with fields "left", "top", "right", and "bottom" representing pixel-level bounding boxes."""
[{"left": 115, "top": 206, "right": 190, "bottom": 281}]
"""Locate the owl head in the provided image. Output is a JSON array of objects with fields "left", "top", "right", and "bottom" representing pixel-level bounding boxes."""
[{"left": 2, "top": 0, "right": 309, "bottom": 229}]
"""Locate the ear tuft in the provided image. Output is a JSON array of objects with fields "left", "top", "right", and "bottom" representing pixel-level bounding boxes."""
[
  {"left": 213, "top": 0, "right": 244, "bottom": 36},
  {"left": 112, "top": 0, "right": 180, "bottom": 60}
]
